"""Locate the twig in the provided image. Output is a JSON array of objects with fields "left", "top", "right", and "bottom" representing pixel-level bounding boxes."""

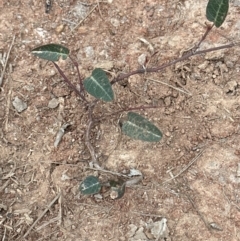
[
  {"left": 87, "top": 167, "right": 129, "bottom": 177},
  {"left": 96, "top": 0, "right": 103, "bottom": 18},
  {"left": 35, "top": 216, "right": 61, "bottom": 231},
  {"left": 185, "top": 193, "right": 211, "bottom": 231},
  {"left": 125, "top": 176, "right": 143, "bottom": 187},
  {"left": 163, "top": 149, "right": 204, "bottom": 184},
  {"left": 71, "top": 4, "right": 98, "bottom": 32},
  {"left": 58, "top": 188, "right": 62, "bottom": 226},
  {"left": 111, "top": 43, "right": 235, "bottom": 85},
  {"left": 130, "top": 211, "right": 163, "bottom": 218},
  {"left": 54, "top": 123, "right": 71, "bottom": 147},
  {"left": 22, "top": 193, "right": 61, "bottom": 239},
  {"left": 4, "top": 88, "right": 12, "bottom": 132},
  {"left": 85, "top": 119, "right": 102, "bottom": 169},
  {"left": 147, "top": 78, "right": 192, "bottom": 96},
  {"left": 2, "top": 226, "right": 6, "bottom": 241},
  {"left": 0, "top": 35, "right": 15, "bottom": 87}
]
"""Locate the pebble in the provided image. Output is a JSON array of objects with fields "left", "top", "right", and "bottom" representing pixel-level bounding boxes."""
[
  {"left": 55, "top": 24, "right": 65, "bottom": 33},
  {"left": 48, "top": 98, "right": 59, "bottom": 109},
  {"left": 84, "top": 46, "right": 94, "bottom": 58},
  {"left": 12, "top": 96, "right": 27, "bottom": 112}
]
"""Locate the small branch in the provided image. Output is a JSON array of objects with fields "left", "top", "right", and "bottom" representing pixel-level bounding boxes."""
[
  {"left": 0, "top": 35, "right": 15, "bottom": 87},
  {"left": 22, "top": 193, "right": 61, "bottom": 239},
  {"left": 111, "top": 43, "right": 235, "bottom": 85},
  {"left": 87, "top": 167, "right": 129, "bottom": 177},
  {"left": 147, "top": 78, "right": 192, "bottom": 96},
  {"left": 185, "top": 192, "right": 212, "bottom": 231},
  {"left": 85, "top": 101, "right": 102, "bottom": 169},
  {"left": 71, "top": 4, "right": 98, "bottom": 32},
  {"left": 163, "top": 149, "right": 204, "bottom": 184}
]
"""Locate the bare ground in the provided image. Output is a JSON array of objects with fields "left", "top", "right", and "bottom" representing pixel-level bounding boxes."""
[{"left": 1, "top": 0, "right": 240, "bottom": 240}]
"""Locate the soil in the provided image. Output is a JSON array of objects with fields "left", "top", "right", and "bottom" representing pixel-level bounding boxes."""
[{"left": 1, "top": 0, "right": 240, "bottom": 240}]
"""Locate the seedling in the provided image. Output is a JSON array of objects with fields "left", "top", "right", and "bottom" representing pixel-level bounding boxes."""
[{"left": 32, "top": 0, "right": 236, "bottom": 198}]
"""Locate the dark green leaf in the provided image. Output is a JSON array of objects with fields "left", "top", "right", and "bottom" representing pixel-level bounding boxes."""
[
  {"left": 206, "top": 0, "right": 229, "bottom": 28},
  {"left": 121, "top": 112, "right": 162, "bottom": 142},
  {"left": 79, "top": 176, "right": 101, "bottom": 195},
  {"left": 83, "top": 68, "right": 114, "bottom": 102},
  {"left": 31, "top": 44, "right": 69, "bottom": 61}
]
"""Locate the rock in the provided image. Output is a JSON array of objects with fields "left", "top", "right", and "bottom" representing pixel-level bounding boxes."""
[
  {"left": 55, "top": 24, "right": 65, "bottom": 33},
  {"left": 48, "top": 98, "right": 59, "bottom": 109},
  {"left": 12, "top": 96, "right": 27, "bottom": 112},
  {"left": 94, "top": 61, "right": 114, "bottom": 70},
  {"left": 138, "top": 54, "right": 147, "bottom": 67},
  {"left": 84, "top": 46, "right": 94, "bottom": 58}
]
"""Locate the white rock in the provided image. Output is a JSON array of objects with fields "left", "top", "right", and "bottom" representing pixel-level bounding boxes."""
[
  {"left": 12, "top": 96, "right": 27, "bottom": 112},
  {"left": 84, "top": 46, "right": 95, "bottom": 58},
  {"left": 48, "top": 98, "right": 59, "bottom": 109}
]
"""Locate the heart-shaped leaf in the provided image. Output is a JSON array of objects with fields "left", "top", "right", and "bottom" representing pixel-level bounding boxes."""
[
  {"left": 83, "top": 68, "right": 114, "bottom": 102},
  {"left": 206, "top": 0, "right": 229, "bottom": 28},
  {"left": 31, "top": 44, "right": 69, "bottom": 61},
  {"left": 121, "top": 112, "right": 162, "bottom": 142},
  {"left": 79, "top": 176, "right": 101, "bottom": 195}
]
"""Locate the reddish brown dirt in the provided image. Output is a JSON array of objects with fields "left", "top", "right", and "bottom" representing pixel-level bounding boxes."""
[{"left": 1, "top": 1, "right": 240, "bottom": 240}]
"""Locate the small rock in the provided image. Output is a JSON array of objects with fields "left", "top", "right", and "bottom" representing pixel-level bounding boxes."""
[
  {"left": 205, "top": 50, "right": 224, "bottom": 60},
  {"left": 225, "top": 60, "right": 234, "bottom": 69},
  {"left": 110, "top": 18, "right": 120, "bottom": 27},
  {"left": 133, "top": 227, "right": 148, "bottom": 240},
  {"left": 55, "top": 24, "right": 65, "bottom": 33},
  {"left": 95, "top": 61, "right": 114, "bottom": 70},
  {"left": 164, "top": 96, "right": 171, "bottom": 107},
  {"left": 233, "top": 0, "right": 240, "bottom": 7},
  {"left": 138, "top": 53, "right": 147, "bottom": 67},
  {"left": 84, "top": 46, "right": 94, "bottom": 58},
  {"left": 48, "top": 98, "right": 59, "bottom": 109},
  {"left": 225, "top": 80, "right": 238, "bottom": 94},
  {"left": 12, "top": 96, "right": 27, "bottom": 112},
  {"left": 151, "top": 218, "right": 168, "bottom": 238},
  {"left": 198, "top": 61, "right": 209, "bottom": 70},
  {"left": 127, "top": 224, "right": 138, "bottom": 237}
]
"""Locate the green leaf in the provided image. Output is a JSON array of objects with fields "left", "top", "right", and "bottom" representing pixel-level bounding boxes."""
[
  {"left": 83, "top": 68, "right": 114, "bottom": 102},
  {"left": 79, "top": 176, "right": 101, "bottom": 195},
  {"left": 121, "top": 112, "right": 162, "bottom": 142},
  {"left": 206, "top": 0, "right": 229, "bottom": 28},
  {"left": 31, "top": 44, "right": 69, "bottom": 61}
]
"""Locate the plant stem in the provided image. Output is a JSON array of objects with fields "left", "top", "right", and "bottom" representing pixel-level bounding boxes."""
[
  {"left": 111, "top": 42, "right": 235, "bottom": 84},
  {"left": 69, "top": 56, "right": 87, "bottom": 102},
  {"left": 52, "top": 61, "right": 79, "bottom": 95}
]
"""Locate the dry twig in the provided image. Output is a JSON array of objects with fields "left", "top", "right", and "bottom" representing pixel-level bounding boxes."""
[
  {"left": 22, "top": 192, "right": 61, "bottom": 239},
  {"left": 147, "top": 78, "right": 192, "bottom": 96},
  {"left": 0, "top": 35, "right": 15, "bottom": 87},
  {"left": 71, "top": 4, "right": 98, "bottom": 32},
  {"left": 163, "top": 149, "right": 204, "bottom": 184}
]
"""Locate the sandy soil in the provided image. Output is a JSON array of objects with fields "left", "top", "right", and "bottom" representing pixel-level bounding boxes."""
[{"left": 1, "top": 0, "right": 240, "bottom": 240}]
